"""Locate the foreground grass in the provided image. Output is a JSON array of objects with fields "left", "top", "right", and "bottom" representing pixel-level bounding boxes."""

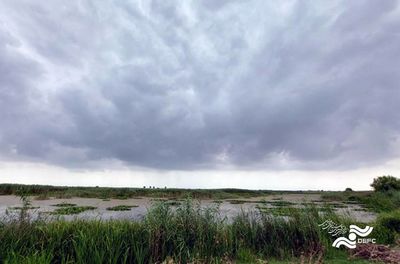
[
  {"left": 1, "top": 184, "right": 399, "bottom": 263},
  {"left": 0, "top": 199, "right": 361, "bottom": 264},
  {"left": 3, "top": 198, "right": 397, "bottom": 263}
]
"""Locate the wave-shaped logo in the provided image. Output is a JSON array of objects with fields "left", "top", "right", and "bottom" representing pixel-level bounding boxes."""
[
  {"left": 320, "top": 220, "right": 375, "bottom": 249},
  {"left": 332, "top": 237, "right": 356, "bottom": 249},
  {"left": 349, "top": 225, "right": 373, "bottom": 237},
  {"left": 332, "top": 225, "right": 373, "bottom": 249}
]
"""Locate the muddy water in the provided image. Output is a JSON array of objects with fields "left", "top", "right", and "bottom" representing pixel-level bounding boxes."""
[{"left": 0, "top": 194, "right": 376, "bottom": 223}]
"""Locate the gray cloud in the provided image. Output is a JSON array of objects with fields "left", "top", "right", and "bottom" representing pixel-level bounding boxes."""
[{"left": 0, "top": 0, "right": 399, "bottom": 170}]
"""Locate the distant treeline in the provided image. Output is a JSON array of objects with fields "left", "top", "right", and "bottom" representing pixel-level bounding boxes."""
[{"left": 0, "top": 183, "right": 321, "bottom": 200}]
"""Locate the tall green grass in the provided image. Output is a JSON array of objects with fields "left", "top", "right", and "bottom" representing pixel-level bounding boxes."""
[
  {"left": 322, "top": 190, "right": 400, "bottom": 213},
  {"left": 0, "top": 200, "right": 347, "bottom": 263}
]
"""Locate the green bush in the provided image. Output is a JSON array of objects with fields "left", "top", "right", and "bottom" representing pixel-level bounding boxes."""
[
  {"left": 373, "top": 210, "right": 400, "bottom": 244},
  {"left": 371, "top": 175, "right": 400, "bottom": 192},
  {"left": 358, "top": 192, "right": 399, "bottom": 212},
  {"left": 378, "top": 210, "right": 400, "bottom": 233}
]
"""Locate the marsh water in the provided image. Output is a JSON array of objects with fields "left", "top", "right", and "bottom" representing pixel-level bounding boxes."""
[{"left": 0, "top": 194, "right": 376, "bottom": 223}]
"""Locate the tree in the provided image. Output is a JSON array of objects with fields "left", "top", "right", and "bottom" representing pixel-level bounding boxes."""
[{"left": 371, "top": 175, "right": 400, "bottom": 192}]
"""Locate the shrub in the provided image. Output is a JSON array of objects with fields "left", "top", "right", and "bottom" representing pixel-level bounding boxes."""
[
  {"left": 377, "top": 210, "right": 400, "bottom": 233},
  {"left": 371, "top": 176, "right": 400, "bottom": 192},
  {"left": 375, "top": 210, "right": 400, "bottom": 244}
]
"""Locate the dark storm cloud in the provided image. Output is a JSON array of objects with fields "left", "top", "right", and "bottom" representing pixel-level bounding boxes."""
[{"left": 0, "top": 0, "right": 399, "bottom": 170}]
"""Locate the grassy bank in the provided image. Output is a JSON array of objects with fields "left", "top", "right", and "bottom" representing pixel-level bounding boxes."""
[
  {"left": 321, "top": 190, "right": 400, "bottom": 213},
  {"left": 0, "top": 183, "right": 324, "bottom": 200},
  {"left": 0, "top": 199, "right": 393, "bottom": 264}
]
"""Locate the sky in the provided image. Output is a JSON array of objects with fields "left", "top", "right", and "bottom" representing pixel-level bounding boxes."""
[{"left": 0, "top": 1, "right": 400, "bottom": 190}]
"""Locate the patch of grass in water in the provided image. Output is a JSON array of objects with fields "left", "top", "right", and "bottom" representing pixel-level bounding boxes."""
[
  {"left": 329, "top": 203, "right": 348, "bottom": 208},
  {"left": 311, "top": 199, "right": 325, "bottom": 203},
  {"left": 257, "top": 204, "right": 333, "bottom": 216},
  {"left": 106, "top": 205, "right": 138, "bottom": 211},
  {"left": 300, "top": 202, "right": 315, "bottom": 206},
  {"left": 51, "top": 206, "right": 96, "bottom": 215},
  {"left": 9, "top": 206, "right": 40, "bottom": 210},
  {"left": 259, "top": 207, "right": 295, "bottom": 216},
  {"left": 268, "top": 200, "right": 294, "bottom": 207},
  {"left": 228, "top": 199, "right": 266, "bottom": 204},
  {"left": 52, "top": 203, "right": 77, "bottom": 207},
  {"left": 227, "top": 199, "right": 247, "bottom": 204},
  {"left": 342, "top": 200, "right": 360, "bottom": 204}
]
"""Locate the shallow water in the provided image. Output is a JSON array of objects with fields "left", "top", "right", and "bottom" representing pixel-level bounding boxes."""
[{"left": 0, "top": 194, "right": 376, "bottom": 223}]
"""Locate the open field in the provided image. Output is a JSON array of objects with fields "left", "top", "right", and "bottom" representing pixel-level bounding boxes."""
[{"left": 1, "top": 184, "right": 400, "bottom": 263}]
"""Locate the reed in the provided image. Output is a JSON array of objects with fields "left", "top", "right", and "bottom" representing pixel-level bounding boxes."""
[{"left": 0, "top": 199, "right": 354, "bottom": 263}]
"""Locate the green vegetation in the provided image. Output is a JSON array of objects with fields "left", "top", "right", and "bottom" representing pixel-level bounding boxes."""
[
  {"left": 378, "top": 210, "right": 400, "bottom": 233},
  {"left": 106, "top": 205, "right": 139, "bottom": 211},
  {"left": 52, "top": 203, "right": 77, "bottom": 207},
  {"left": 1, "top": 178, "right": 399, "bottom": 263},
  {"left": 227, "top": 199, "right": 247, "bottom": 204},
  {"left": 375, "top": 210, "right": 400, "bottom": 244},
  {"left": 317, "top": 177, "right": 400, "bottom": 247},
  {"left": 0, "top": 183, "right": 322, "bottom": 200},
  {"left": 321, "top": 189, "right": 400, "bottom": 213},
  {"left": 0, "top": 200, "right": 359, "bottom": 264},
  {"left": 257, "top": 205, "right": 333, "bottom": 216},
  {"left": 328, "top": 203, "right": 348, "bottom": 209},
  {"left": 371, "top": 175, "right": 400, "bottom": 192},
  {"left": 9, "top": 206, "right": 39, "bottom": 210},
  {"left": 51, "top": 206, "right": 97, "bottom": 215},
  {"left": 268, "top": 200, "right": 294, "bottom": 207}
]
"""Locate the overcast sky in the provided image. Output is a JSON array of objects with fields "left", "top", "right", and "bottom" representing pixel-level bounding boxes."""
[{"left": 0, "top": 1, "right": 399, "bottom": 190}]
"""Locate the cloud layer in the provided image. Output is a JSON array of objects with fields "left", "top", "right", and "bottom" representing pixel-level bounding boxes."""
[{"left": 0, "top": 0, "right": 399, "bottom": 171}]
